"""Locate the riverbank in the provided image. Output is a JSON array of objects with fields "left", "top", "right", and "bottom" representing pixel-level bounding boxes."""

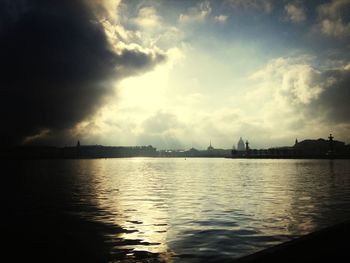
[{"left": 233, "top": 220, "right": 350, "bottom": 262}]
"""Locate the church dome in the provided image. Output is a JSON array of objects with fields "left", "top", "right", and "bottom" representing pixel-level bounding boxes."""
[{"left": 237, "top": 137, "right": 245, "bottom": 151}]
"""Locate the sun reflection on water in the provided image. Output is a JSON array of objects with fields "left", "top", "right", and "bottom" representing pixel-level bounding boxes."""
[{"left": 80, "top": 158, "right": 350, "bottom": 261}]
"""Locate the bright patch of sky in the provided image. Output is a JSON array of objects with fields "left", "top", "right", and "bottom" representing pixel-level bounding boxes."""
[{"left": 77, "top": 0, "right": 350, "bottom": 149}]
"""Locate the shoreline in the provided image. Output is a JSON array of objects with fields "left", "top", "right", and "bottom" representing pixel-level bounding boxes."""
[
  {"left": 1, "top": 155, "right": 350, "bottom": 160},
  {"left": 232, "top": 220, "right": 350, "bottom": 262}
]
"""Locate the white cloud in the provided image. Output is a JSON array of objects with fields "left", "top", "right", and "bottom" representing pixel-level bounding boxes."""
[
  {"left": 317, "top": 0, "right": 350, "bottom": 37},
  {"left": 110, "top": 4, "right": 184, "bottom": 50},
  {"left": 244, "top": 56, "right": 330, "bottom": 141},
  {"left": 245, "top": 56, "right": 350, "bottom": 142},
  {"left": 178, "top": 1, "right": 212, "bottom": 23},
  {"left": 250, "top": 57, "right": 323, "bottom": 106},
  {"left": 320, "top": 18, "right": 350, "bottom": 37},
  {"left": 95, "top": 1, "right": 183, "bottom": 56},
  {"left": 88, "top": 0, "right": 122, "bottom": 22},
  {"left": 133, "top": 6, "right": 162, "bottom": 30},
  {"left": 90, "top": 1, "right": 154, "bottom": 50},
  {"left": 214, "top": 15, "right": 229, "bottom": 24},
  {"left": 284, "top": 3, "right": 306, "bottom": 23}
]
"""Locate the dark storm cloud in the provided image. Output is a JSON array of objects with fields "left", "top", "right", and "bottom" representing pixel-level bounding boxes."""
[
  {"left": 0, "top": 0, "right": 165, "bottom": 145},
  {"left": 313, "top": 67, "right": 350, "bottom": 123}
]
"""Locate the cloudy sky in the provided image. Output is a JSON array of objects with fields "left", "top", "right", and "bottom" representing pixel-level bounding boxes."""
[{"left": 1, "top": 0, "right": 350, "bottom": 149}]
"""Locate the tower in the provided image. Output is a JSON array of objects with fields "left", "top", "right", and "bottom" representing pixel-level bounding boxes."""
[
  {"left": 245, "top": 140, "right": 250, "bottom": 156},
  {"left": 76, "top": 140, "right": 81, "bottom": 158},
  {"left": 207, "top": 140, "right": 214, "bottom": 151},
  {"left": 328, "top": 133, "right": 334, "bottom": 154}
]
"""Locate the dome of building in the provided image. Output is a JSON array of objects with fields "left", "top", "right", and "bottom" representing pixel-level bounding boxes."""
[{"left": 237, "top": 137, "right": 245, "bottom": 151}]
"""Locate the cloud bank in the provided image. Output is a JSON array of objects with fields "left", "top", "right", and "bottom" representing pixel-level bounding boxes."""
[
  {"left": 284, "top": 2, "right": 306, "bottom": 23},
  {"left": 179, "top": 1, "right": 212, "bottom": 23},
  {"left": 249, "top": 56, "right": 350, "bottom": 141},
  {"left": 317, "top": 0, "right": 350, "bottom": 37}
]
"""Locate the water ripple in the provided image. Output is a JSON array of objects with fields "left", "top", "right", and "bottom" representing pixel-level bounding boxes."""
[{"left": 6, "top": 158, "right": 350, "bottom": 262}]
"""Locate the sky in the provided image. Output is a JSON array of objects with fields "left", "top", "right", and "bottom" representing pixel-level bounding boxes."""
[{"left": 0, "top": 0, "right": 350, "bottom": 149}]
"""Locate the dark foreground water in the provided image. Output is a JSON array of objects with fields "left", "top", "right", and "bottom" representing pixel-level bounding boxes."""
[{"left": 4, "top": 158, "right": 350, "bottom": 262}]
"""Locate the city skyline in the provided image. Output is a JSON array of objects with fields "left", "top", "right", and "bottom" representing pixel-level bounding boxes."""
[
  {"left": 19, "top": 133, "right": 350, "bottom": 152},
  {"left": 1, "top": 0, "right": 349, "bottom": 149}
]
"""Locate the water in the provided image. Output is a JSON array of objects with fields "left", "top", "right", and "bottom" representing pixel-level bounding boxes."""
[{"left": 5, "top": 158, "right": 350, "bottom": 262}]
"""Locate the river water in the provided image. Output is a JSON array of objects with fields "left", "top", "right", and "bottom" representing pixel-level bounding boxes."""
[{"left": 5, "top": 158, "right": 350, "bottom": 262}]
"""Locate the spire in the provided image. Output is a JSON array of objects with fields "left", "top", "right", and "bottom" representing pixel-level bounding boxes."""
[{"left": 207, "top": 139, "right": 214, "bottom": 150}]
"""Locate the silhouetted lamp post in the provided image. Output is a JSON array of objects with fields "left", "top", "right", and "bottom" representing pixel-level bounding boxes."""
[{"left": 76, "top": 140, "right": 81, "bottom": 157}]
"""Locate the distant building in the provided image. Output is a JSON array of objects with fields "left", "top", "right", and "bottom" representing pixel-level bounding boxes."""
[
  {"left": 187, "top": 147, "right": 200, "bottom": 156},
  {"left": 207, "top": 140, "right": 214, "bottom": 151},
  {"left": 237, "top": 137, "right": 245, "bottom": 151},
  {"left": 229, "top": 133, "right": 350, "bottom": 159},
  {"left": 294, "top": 135, "right": 346, "bottom": 156}
]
